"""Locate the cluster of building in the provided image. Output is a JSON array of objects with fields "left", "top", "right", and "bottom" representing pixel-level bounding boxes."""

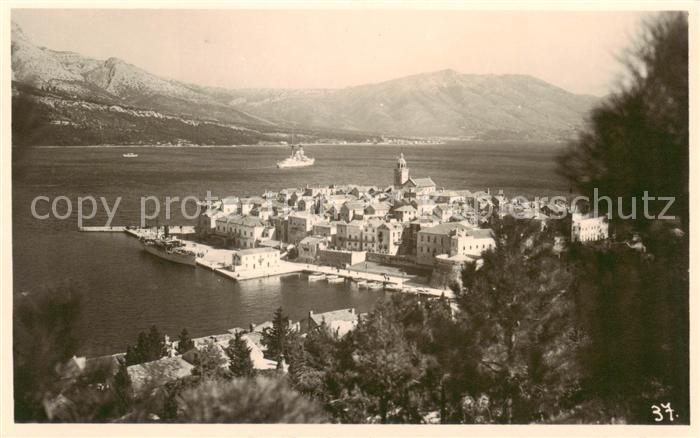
[
  {"left": 195, "top": 154, "right": 609, "bottom": 277},
  {"left": 122, "top": 307, "right": 362, "bottom": 395}
]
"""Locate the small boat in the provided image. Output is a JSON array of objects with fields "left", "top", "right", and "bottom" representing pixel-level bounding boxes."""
[
  {"left": 385, "top": 284, "right": 402, "bottom": 292},
  {"left": 356, "top": 280, "right": 369, "bottom": 289},
  {"left": 308, "top": 273, "right": 326, "bottom": 281},
  {"left": 327, "top": 276, "right": 345, "bottom": 284},
  {"left": 367, "top": 282, "right": 384, "bottom": 290},
  {"left": 122, "top": 152, "right": 138, "bottom": 158}
]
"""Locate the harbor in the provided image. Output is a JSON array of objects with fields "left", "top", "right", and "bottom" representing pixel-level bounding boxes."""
[{"left": 90, "top": 225, "right": 453, "bottom": 299}]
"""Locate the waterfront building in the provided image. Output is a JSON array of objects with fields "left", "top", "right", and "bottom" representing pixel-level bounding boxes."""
[
  {"left": 288, "top": 211, "right": 321, "bottom": 244},
  {"left": 196, "top": 201, "right": 228, "bottom": 238},
  {"left": 231, "top": 247, "right": 280, "bottom": 272},
  {"left": 336, "top": 219, "right": 365, "bottom": 251},
  {"left": 298, "top": 235, "right": 329, "bottom": 263},
  {"left": 215, "top": 213, "right": 267, "bottom": 249},
  {"left": 361, "top": 217, "right": 385, "bottom": 253},
  {"left": 377, "top": 221, "right": 405, "bottom": 255},
  {"left": 571, "top": 212, "right": 609, "bottom": 242},
  {"left": 313, "top": 221, "right": 338, "bottom": 243},
  {"left": 318, "top": 248, "right": 366, "bottom": 268},
  {"left": 416, "top": 222, "right": 495, "bottom": 265},
  {"left": 450, "top": 227, "right": 496, "bottom": 258}
]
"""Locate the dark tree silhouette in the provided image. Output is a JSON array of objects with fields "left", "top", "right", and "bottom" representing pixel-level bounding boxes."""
[
  {"left": 261, "top": 307, "right": 295, "bottom": 362},
  {"left": 454, "top": 217, "right": 582, "bottom": 423},
  {"left": 557, "top": 12, "right": 688, "bottom": 232},
  {"left": 226, "top": 331, "right": 255, "bottom": 378},
  {"left": 176, "top": 328, "right": 195, "bottom": 355},
  {"left": 124, "top": 325, "right": 167, "bottom": 366},
  {"left": 13, "top": 286, "right": 82, "bottom": 421},
  {"left": 556, "top": 12, "right": 689, "bottom": 424}
]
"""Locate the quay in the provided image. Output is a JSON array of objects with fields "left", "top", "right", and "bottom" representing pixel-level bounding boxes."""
[
  {"left": 78, "top": 225, "right": 195, "bottom": 236},
  {"left": 78, "top": 226, "right": 125, "bottom": 232},
  {"left": 121, "top": 226, "right": 451, "bottom": 298}
]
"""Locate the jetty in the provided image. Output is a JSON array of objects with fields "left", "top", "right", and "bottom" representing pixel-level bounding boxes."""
[
  {"left": 78, "top": 225, "right": 195, "bottom": 236},
  {"left": 78, "top": 226, "right": 125, "bottom": 232}
]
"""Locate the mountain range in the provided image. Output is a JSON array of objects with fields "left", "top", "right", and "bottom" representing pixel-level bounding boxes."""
[{"left": 11, "top": 21, "right": 598, "bottom": 146}]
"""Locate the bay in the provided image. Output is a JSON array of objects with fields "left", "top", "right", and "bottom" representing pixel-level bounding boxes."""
[{"left": 12, "top": 142, "right": 566, "bottom": 356}]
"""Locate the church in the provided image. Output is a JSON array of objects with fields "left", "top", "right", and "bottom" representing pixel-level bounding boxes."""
[{"left": 393, "top": 153, "right": 436, "bottom": 196}]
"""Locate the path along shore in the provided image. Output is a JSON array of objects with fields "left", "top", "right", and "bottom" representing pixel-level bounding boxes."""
[{"left": 81, "top": 226, "right": 453, "bottom": 299}]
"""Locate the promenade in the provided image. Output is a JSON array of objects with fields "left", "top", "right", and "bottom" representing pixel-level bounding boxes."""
[{"left": 115, "top": 226, "right": 453, "bottom": 299}]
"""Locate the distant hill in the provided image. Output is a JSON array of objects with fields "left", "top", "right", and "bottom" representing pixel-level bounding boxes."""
[
  {"left": 220, "top": 70, "right": 598, "bottom": 140},
  {"left": 11, "top": 21, "right": 597, "bottom": 145}
]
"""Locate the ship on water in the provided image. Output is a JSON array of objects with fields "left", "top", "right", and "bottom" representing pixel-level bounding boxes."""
[
  {"left": 122, "top": 152, "right": 138, "bottom": 158},
  {"left": 277, "top": 144, "right": 315, "bottom": 169},
  {"left": 140, "top": 235, "right": 198, "bottom": 266}
]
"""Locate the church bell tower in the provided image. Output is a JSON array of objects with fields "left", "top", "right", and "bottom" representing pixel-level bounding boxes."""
[{"left": 394, "top": 153, "right": 409, "bottom": 188}]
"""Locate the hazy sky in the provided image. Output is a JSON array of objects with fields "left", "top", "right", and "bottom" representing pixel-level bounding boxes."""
[{"left": 12, "top": 9, "right": 653, "bottom": 96}]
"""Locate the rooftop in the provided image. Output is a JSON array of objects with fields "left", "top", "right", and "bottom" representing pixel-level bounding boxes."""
[
  {"left": 408, "top": 177, "right": 436, "bottom": 188},
  {"left": 309, "top": 308, "right": 357, "bottom": 326},
  {"left": 420, "top": 222, "right": 471, "bottom": 235},
  {"left": 127, "top": 357, "right": 194, "bottom": 393}
]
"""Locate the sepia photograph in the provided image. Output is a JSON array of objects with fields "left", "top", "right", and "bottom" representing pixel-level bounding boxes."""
[{"left": 1, "top": 0, "right": 697, "bottom": 435}]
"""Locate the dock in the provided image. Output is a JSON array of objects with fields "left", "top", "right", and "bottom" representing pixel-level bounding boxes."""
[
  {"left": 78, "top": 226, "right": 125, "bottom": 232},
  {"left": 114, "top": 225, "right": 452, "bottom": 298}
]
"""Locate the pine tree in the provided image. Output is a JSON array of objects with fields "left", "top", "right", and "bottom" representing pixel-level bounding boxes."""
[
  {"left": 261, "top": 307, "right": 293, "bottom": 362},
  {"left": 226, "top": 331, "right": 255, "bottom": 378},
  {"left": 191, "top": 339, "right": 228, "bottom": 380},
  {"left": 177, "top": 328, "right": 195, "bottom": 355},
  {"left": 146, "top": 325, "right": 167, "bottom": 359},
  {"left": 112, "top": 357, "right": 132, "bottom": 413},
  {"left": 455, "top": 217, "right": 581, "bottom": 423},
  {"left": 124, "top": 326, "right": 167, "bottom": 366}
]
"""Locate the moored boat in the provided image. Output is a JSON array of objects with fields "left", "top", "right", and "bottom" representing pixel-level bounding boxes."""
[
  {"left": 327, "top": 275, "right": 345, "bottom": 284},
  {"left": 367, "top": 281, "right": 384, "bottom": 290},
  {"left": 141, "top": 237, "right": 196, "bottom": 266},
  {"left": 308, "top": 273, "right": 326, "bottom": 281}
]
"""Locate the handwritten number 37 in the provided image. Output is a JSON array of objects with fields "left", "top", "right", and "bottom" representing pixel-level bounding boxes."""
[{"left": 651, "top": 403, "right": 675, "bottom": 422}]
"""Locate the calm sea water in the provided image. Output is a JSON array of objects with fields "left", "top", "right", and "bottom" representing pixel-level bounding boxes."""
[{"left": 12, "top": 142, "right": 566, "bottom": 356}]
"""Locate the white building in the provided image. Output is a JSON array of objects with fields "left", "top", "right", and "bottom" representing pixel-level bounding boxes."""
[
  {"left": 231, "top": 247, "right": 280, "bottom": 272},
  {"left": 571, "top": 213, "right": 609, "bottom": 242}
]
